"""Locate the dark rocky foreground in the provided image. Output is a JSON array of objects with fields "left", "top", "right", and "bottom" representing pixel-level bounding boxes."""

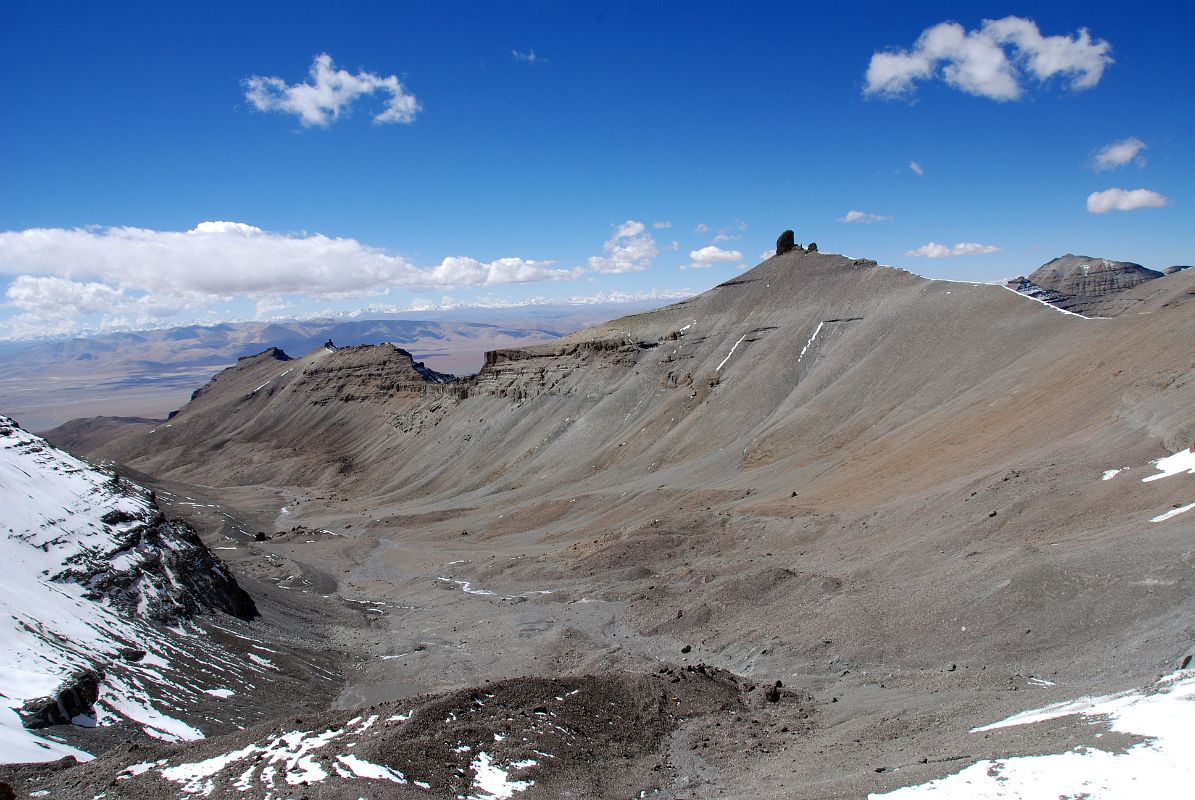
[{"left": 4, "top": 667, "right": 816, "bottom": 799}]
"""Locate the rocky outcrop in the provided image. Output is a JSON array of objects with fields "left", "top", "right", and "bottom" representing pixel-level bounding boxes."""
[
  {"left": 1164, "top": 265, "right": 1191, "bottom": 275},
  {"left": 19, "top": 669, "right": 103, "bottom": 728},
  {"left": 239, "top": 346, "right": 291, "bottom": 363},
  {"left": 2, "top": 416, "right": 257, "bottom": 624},
  {"left": 295, "top": 344, "right": 456, "bottom": 405},
  {"left": 776, "top": 229, "right": 796, "bottom": 255},
  {"left": 1008, "top": 254, "right": 1164, "bottom": 316}
]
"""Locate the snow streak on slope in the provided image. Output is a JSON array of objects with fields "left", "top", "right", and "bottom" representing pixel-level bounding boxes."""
[
  {"left": 0, "top": 416, "right": 258, "bottom": 763},
  {"left": 871, "top": 670, "right": 1195, "bottom": 798},
  {"left": 796, "top": 321, "right": 824, "bottom": 363}
]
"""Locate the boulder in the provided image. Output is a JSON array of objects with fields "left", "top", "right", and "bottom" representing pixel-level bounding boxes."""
[{"left": 807, "top": 242, "right": 817, "bottom": 252}]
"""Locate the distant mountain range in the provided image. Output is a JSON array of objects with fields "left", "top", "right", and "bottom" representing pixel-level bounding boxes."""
[{"left": 0, "top": 304, "right": 664, "bottom": 431}]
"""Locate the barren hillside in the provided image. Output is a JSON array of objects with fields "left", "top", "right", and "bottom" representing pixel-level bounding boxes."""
[{"left": 15, "top": 248, "right": 1195, "bottom": 798}]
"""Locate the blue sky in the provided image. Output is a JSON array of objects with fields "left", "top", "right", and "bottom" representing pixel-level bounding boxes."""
[{"left": 0, "top": 1, "right": 1191, "bottom": 338}]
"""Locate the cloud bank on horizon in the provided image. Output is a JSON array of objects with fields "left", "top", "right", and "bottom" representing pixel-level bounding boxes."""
[{"left": 0, "top": 220, "right": 684, "bottom": 338}]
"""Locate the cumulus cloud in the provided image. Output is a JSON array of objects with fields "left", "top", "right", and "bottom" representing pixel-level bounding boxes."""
[
  {"left": 587, "top": 220, "right": 659, "bottom": 273},
  {"left": 682, "top": 245, "right": 743, "bottom": 270},
  {"left": 2, "top": 276, "right": 216, "bottom": 338},
  {"left": 6, "top": 276, "right": 126, "bottom": 318},
  {"left": 840, "top": 210, "right": 893, "bottom": 224},
  {"left": 244, "top": 53, "right": 420, "bottom": 126},
  {"left": 0, "top": 222, "right": 583, "bottom": 337},
  {"left": 1086, "top": 188, "right": 1169, "bottom": 214},
  {"left": 0, "top": 222, "right": 576, "bottom": 293},
  {"left": 905, "top": 241, "right": 1002, "bottom": 258},
  {"left": 511, "top": 49, "right": 546, "bottom": 65},
  {"left": 1092, "top": 137, "right": 1146, "bottom": 171},
  {"left": 910, "top": 160, "right": 925, "bottom": 175},
  {"left": 652, "top": 221, "right": 672, "bottom": 229},
  {"left": 615, "top": 220, "right": 646, "bottom": 238},
  {"left": 694, "top": 223, "right": 710, "bottom": 234},
  {"left": 865, "top": 17, "right": 1112, "bottom": 101}
]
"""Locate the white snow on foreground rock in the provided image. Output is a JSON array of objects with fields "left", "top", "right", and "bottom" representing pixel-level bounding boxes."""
[
  {"left": 870, "top": 669, "right": 1195, "bottom": 798},
  {"left": 0, "top": 415, "right": 259, "bottom": 764},
  {"left": 119, "top": 712, "right": 537, "bottom": 798}
]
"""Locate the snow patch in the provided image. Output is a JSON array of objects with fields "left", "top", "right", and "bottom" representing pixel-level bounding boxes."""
[
  {"left": 336, "top": 753, "right": 406, "bottom": 783},
  {"left": 871, "top": 670, "right": 1195, "bottom": 798},
  {"left": 468, "top": 751, "right": 535, "bottom": 800},
  {"left": 1143, "top": 448, "right": 1195, "bottom": 483}
]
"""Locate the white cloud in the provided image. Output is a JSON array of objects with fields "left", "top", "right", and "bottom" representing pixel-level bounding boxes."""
[
  {"left": 910, "top": 160, "right": 925, "bottom": 176},
  {"left": 615, "top": 220, "right": 646, "bottom": 238},
  {"left": 565, "top": 288, "right": 695, "bottom": 305},
  {"left": 682, "top": 245, "right": 743, "bottom": 270},
  {"left": 244, "top": 53, "right": 420, "bottom": 126},
  {"left": 694, "top": 223, "right": 710, "bottom": 234},
  {"left": 314, "top": 288, "right": 698, "bottom": 317},
  {"left": 840, "top": 210, "right": 893, "bottom": 224},
  {"left": 1086, "top": 187, "right": 1169, "bottom": 214},
  {"left": 6, "top": 276, "right": 126, "bottom": 318},
  {"left": 2, "top": 276, "right": 216, "bottom": 338},
  {"left": 0, "top": 222, "right": 577, "bottom": 294},
  {"left": 587, "top": 220, "right": 659, "bottom": 273},
  {"left": 712, "top": 232, "right": 741, "bottom": 242},
  {"left": 511, "top": 49, "right": 545, "bottom": 65},
  {"left": 0, "top": 222, "right": 583, "bottom": 337},
  {"left": 1092, "top": 137, "right": 1147, "bottom": 171},
  {"left": 759, "top": 249, "right": 774, "bottom": 261},
  {"left": 865, "top": 17, "right": 1112, "bottom": 101},
  {"left": 652, "top": 221, "right": 672, "bottom": 229},
  {"left": 905, "top": 241, "right": 1002, "bottom": 258}
]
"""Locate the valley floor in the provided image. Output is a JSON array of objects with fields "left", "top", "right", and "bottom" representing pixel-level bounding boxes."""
[{"left": 7, "top": 461, "right": 1188, "bottom": 800}]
